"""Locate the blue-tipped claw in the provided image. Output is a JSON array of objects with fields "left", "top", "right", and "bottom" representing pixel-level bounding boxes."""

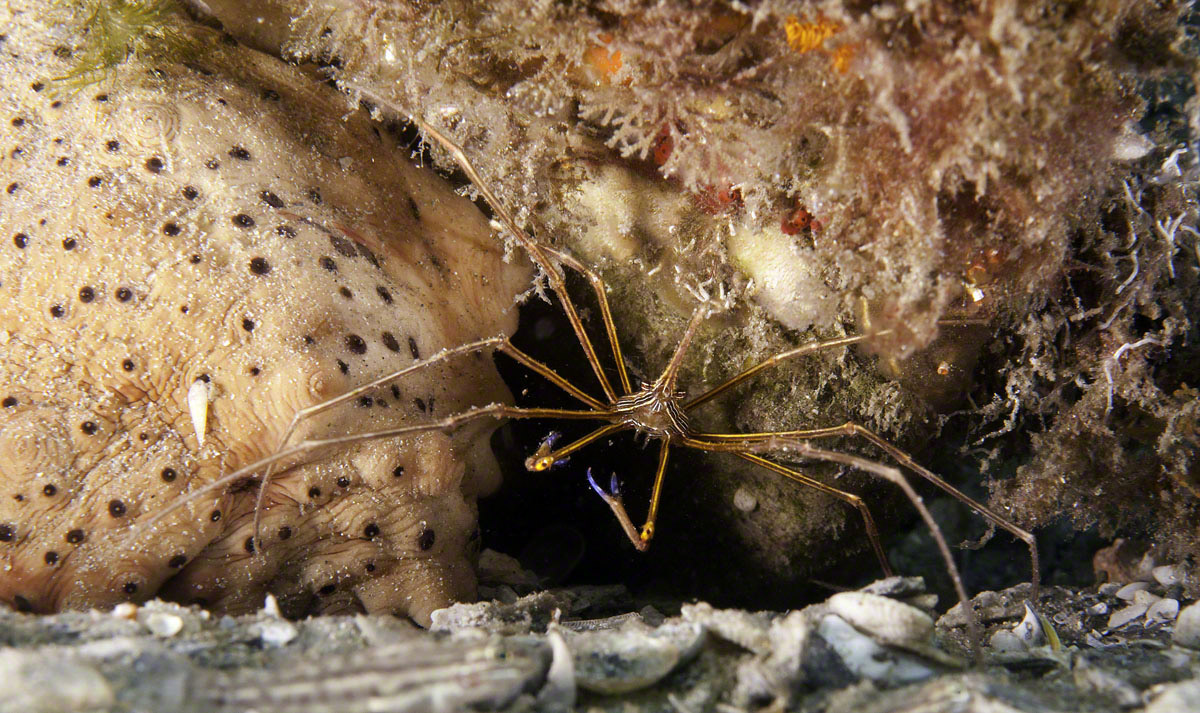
[
  {"left": 586, "top": 468, "right": 606, "bottom": 498},
  {"left": 586, "top": 468, "right": 622, "bottom": 500}
]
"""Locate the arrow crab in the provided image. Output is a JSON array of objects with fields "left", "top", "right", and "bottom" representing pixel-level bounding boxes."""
[{"left": 146, "top": 116, "right": 1038, "bottom": 651}]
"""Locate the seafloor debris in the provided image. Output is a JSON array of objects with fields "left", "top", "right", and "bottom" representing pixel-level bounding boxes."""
[
  {"left": 0, "top": 0, "right": 529, "bottom": 623},
  {"left": 2, "top": 577, "right": 1199, "bottom": 713}
]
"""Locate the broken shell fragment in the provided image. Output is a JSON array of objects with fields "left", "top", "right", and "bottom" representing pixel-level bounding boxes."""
[{"left": 826, "top": 591, "right": 934, "bottom": 646}]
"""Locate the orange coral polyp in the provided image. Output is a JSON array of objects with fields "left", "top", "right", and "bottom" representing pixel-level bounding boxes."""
[
  {"left": 784, "top": 16, "right": 841, "bottom": 54},
  {"left": 583, "top": 34, "right": 623, "bottom": 85}
]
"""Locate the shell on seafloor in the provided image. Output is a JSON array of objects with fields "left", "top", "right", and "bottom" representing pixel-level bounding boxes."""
[
  {"left": 0, "top": 1, "right": 530, "bottom": 625},
  {"left": 825, "top": 591, "right": 935, "bottom": 646}
]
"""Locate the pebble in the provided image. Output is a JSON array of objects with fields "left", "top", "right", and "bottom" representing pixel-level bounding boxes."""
[
  {"left": 1154, "top": 565, "right": 1184, "bottom": 587},
  {"left": 733, "top": 487, "right": 758, "bottom": 512},
  {"left": 1173, "top": 601, "right": 1200, "bottom": 649},
  {"left": 143, "top": 611, "right": 184, "bottom": 638},
  {"left": 1108, "top": 601, "right": 1151, "bottom": 630},
  {"left": 1115, "top": 581, "right": 1153, "bottom": 600},
  {"left": 1147, "top": 598, "right": 1180, "bottom": 625}
]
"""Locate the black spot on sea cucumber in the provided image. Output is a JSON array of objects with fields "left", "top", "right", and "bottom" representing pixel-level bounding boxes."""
[
  {"left": 242, "top": 318, "right": 255, "bottom": 332},
  {"left": 94, "top": 93, "right": 108, "bottom": 102},
  {"left": 11, "top": 117, "right": 25, "bottom": 127},
  {"left": 390, "top": 385, "right": 401, "bottom": 400},
  {"left": 78, "top": 286, "right": 94, "bottom": 303},
  {"left": 105, "top": 139, "right": 120, "bottom": 152},
  {"left": 357, "top": 396, "right": 372, "bottom": 407},
  {"left": 190, "top": 254, "right": 201, "bottom": 264},
  {"left": 182, "top": 186, "right": 198, "bottom": 200},
  {"left": 42, "top": 484, "right": 57, "bottom": 496},
  {"left": 0, "top": 524, "right": 13, "bottom": 541},
  {"left": 13, "top": 233, "right": 27, "bottom": 248},
  {"left": 308, "top": 486, "right": 321, "bottom": 499},
  {"left": 228, "top": 145, "right": 251, "bottom": 161},
  {"left": 319, "top": 256, "right": 337, "bottom": 272},
  {"left": 248, "top": 366, "right": 260, "bottom": 376},
  {"left": 260, "top": 190, "right": 284, "bottom": 208},
  {"left": 44, "top": 551, "right": 58, "bottom": 565},
  {"left": 108, "top": 499, "right": 126, "bottom": 517},
  {"left": 115, "top": 287, "right": 133, "bottom": 302},
  {"left": 261, "top": 88, "right": 280, "bottom": 101},
  {"left": 66, "top": 529, "right": 84, "bottom": 544},
  {"left": 278, "top": 526, "right": 292, "bottom": 540},
  {"left": 407, "top": 196, "right": 421, "bottom": 221},
  {"left": 49, "top": 305, "right": 64, "bottom": 318},
  {"left": 145, "top": 156, "right": 164, "bottom": 173},
  {"left": 330, "top": 235, "right": 356, "bottom": 257},
  {"left": 87, "top": 176, "right": 102, "bottom": 188},
  {"left": 30, "top": 82, "right": 43, "bottom": 92},
  {"left": 62, "top": 237, "right": 76, "bottom": 250},
  {"left": 56, "top": 157, "right": 68, "bottom": 166},
  {"left": 248, "top": 257, "right": 270, "bottom": 275},
  {"left": 2, "top": 397, "right": 16, "bottom": 408},
  {"left": 365, "top": 562, "right": 376, "bottom": 572},
  {"left": 392, "top": 465, "right": 404, "bottom": 478},
  {"left": 210, "top": 510, "right": 221, "bottom": 522},
  {"left": 244, "top": 537, "right": 255, "bottom": 553},
  {"left": 161, "top": 468, "right": 177, "bottom": 483},
  {"left": 345, "top": 334, "right": 367, "bottom": 354},
  {"left": 417, "top": 527, "right": 436, "bottom": 551},
  {"left": 122, "top": 581, "right": 138, "bottom": 594},
  {"left": 363, "top": 523, "right": 379, "bottom": 539},
  {"left": 414, "top": 398, "right": 427, "bottom": 413},
  {"left": 162, "top": 222, "right": 180, "bottom": 236},
  {"left": 168, "top": 554, "right": 186, "bottom": 568},
  {"left": 338, "top": 287, "right": 353, "bottom": 299},
  {"left": 205, "top": 159, "right": 220, "bottom": 170},
  {"left": 382, "top": 332, "right": 400, "bottom": 352},
  {"left": 336, "top": 476, "right": 350, "bottom": 488},
  {"left": 318, "top": 584, "right": 335, "bottom": 596},
  {"left": 408, "top": 337, "right": 420, "bottom": 360},
  {"left": 81, "top": 421, "right": 98, "bottom": 435},
  {"left": 122, "top": 359, "right": 134, "bottom": 371},
  {"left": 308, "top": 188, "right": 322, "bottom": 204},
  {"left": 13, "top": 595, "right": 33, "bottom": 613},
  {"left": 232, "top": 214, "right": 255, "bottom": 228},
  {"left": 276, "top": 225, "right": 296, "bottom": 238},
  {"left": 337, "top": 359, "right": 349, "bottom": 375},
  {"left": 6, "top": 182, "right": 18, "bottom": 194},
  {"left": 376, "top": 286, "right": 393, "bottom": 304}
]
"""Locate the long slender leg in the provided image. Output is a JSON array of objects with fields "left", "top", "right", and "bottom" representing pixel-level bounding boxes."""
[
  {"left": 686, "top": 435, "right": 980, "bottom": 657},
  {"left": 639, "top": 439, "right": 672, "bottom": 544},
  {"left": 409, "top": 116, "right": 620, "bottom": 401},
  {"left": 525, "top": 422, "right": 629, "bottom": 471},
  {"left": 688, "top": 423, "right": 1040, "bottom": 595},
  {"left": 542, "top": 245, "right": 633, "bottom": 395},
  {"left": 678, "top": 439, "right": 893, "bottom": 577},
  {"left": 133, "top": 403, "right": 611, "bottom": 544},
  {"left": 684, "top": 332, "right": 891, "bottom": 411},
  {"left": 249, "top": 336, "right": 606, "bottom": 549}
]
